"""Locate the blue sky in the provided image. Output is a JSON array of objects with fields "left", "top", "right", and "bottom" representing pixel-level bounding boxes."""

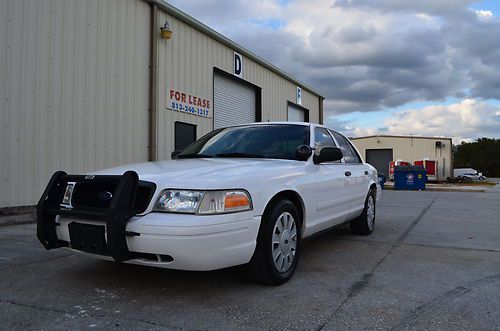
[
  {"left": 472, "top": 0, "right": 500, "bottom": 14},
  {"left": 169, "top": 0, "right": 500, "bottom": 143}
]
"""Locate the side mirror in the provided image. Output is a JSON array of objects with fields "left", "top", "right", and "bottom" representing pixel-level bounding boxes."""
[
  {"left": 314, "top": 147, "right": 343, "bottom": 164},
  {"left": 296, "top": 145, "right": 313, "bottom": 161},
  {"left": 171, "top": 150, "right": 181, "bottom": 159}
]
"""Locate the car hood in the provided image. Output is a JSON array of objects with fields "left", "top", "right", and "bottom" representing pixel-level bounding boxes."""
[{"left": 88, "top": 158, "right": 306, "bottom": 189}]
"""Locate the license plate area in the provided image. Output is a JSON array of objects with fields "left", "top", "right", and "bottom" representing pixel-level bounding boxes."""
[{"left": 68, "top": 222, "right": 108, "bottom": 255}]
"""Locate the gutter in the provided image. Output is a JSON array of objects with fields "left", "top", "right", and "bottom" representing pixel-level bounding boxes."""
[{"left": 319, "top": 97, "right": 324, "bottom": 124}]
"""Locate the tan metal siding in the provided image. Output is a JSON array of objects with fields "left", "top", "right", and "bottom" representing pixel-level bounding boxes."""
[
  {"left": 1, "top": 0, "right": 323, "bottom": 207},
  {"left": 155, "top": 10, "right": 321, "bottom": 159},
  {"left": 156, "top": 13, "right": 216, "bottom": 160},
  {"left": 351, "top": 136, "right": 453, "bottom": 179},
  {"left": 0, "top": 0, "right": 150, "bottom": 207}
]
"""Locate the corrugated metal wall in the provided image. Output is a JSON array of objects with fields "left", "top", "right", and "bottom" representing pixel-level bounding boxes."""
[
  {"left": 155, "top": 9, "right": 321, "bottom": 160},
  {"left": 1, "top": 0, "right": 323, "bottom": 208},
  {"left": 351, "top": 136, "right": 453, "bottom": 179},
  {"left": 0, "top": 0, "right": 150, "bottom": 207}
]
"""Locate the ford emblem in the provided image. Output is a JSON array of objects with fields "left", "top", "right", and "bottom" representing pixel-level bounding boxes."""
[{"left": 97, "top": 191, "right": 113, "bottom": 201}]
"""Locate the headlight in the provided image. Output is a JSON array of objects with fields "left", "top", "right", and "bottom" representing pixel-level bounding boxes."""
[
  {"left": 154, "top": 189, "right": 252, "bottom": 214},
  {"left": 154, "top": 190, "right": 204, "bottom": 213}
]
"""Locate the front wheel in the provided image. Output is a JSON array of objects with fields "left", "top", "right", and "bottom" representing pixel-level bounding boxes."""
[
  {"left": 350, "top": 190, "right": 376, "bottom": 235},
  {"left": 248, "top": 199, "right": 301, "bottom": 285}
]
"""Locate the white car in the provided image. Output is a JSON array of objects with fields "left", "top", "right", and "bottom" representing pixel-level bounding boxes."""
[
  {"left": 460, "top": 173, "right": 486, "bottom": 181},
  {"left": 37, "top": 122, "right": 380, "bottom": 285}
]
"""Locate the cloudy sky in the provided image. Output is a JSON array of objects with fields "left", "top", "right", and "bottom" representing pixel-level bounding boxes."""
[{"left": 168, "top": 0, "right": 500, "bottom": 143}]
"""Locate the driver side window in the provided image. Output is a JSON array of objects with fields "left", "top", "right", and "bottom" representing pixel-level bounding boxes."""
[{"left": 314, "top": 128, "right": 337, "bottom": 154}]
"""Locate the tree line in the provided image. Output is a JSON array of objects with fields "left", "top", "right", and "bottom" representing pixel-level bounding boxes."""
[{"left": 453, "top": 138, "right": 500, "bottom": 177}]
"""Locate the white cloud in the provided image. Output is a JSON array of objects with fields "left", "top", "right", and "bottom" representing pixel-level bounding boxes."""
[
  {"left": 474, "top": 9, "right": 493, "bottom": 21},
  {"left": 349, "top": 99, "right": 500, "bottom": 143},
  {"left": 167, "top": 0, "right": 500, "bottom": 141}
]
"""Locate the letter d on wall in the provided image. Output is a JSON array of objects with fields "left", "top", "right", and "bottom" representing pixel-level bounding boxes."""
[{"left": 234, "top": 52, "right": 243, "bottom": 78}]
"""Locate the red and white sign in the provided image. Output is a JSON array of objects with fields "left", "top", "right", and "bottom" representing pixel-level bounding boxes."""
[{"left": 169, "top": 89, "right": 211, "bottom": 117}]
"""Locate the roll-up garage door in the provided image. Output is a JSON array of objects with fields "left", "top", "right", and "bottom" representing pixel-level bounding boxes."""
[
  {"left": 214, "top": 73, "right": 256, "bottom": 129},
  {"left": 288, "top": 104, "right": 305, "bottom": 122},
  {"left": 366, "top": 149, "right": 393, "bottom": 177}
]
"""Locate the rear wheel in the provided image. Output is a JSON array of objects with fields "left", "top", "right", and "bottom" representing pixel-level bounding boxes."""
[
  {"left": 249, "top": 199, "right": 301, "bottom": 285},
  {"left": 350, "top": 190, "right": 376, "bottom": 235}
]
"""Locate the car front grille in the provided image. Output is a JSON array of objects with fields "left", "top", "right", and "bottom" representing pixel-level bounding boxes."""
[{"left": 71, "top": 180, "right": 155, "bottom": 214}]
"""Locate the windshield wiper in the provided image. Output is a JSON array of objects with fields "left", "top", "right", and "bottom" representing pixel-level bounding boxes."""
[
  {"left": 215, "top": 152, "right": 266, "bottom": 158},
  {"left": 177, "top": 153, "right": 213, "bottom": 159}
]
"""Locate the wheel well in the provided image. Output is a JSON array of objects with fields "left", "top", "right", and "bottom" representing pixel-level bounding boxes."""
[
  {"left": 370, "top": 183, "right": 377, "bottom": 197},
  {"left": 264, "top": 190, "right": 305, "bottom": 230}
]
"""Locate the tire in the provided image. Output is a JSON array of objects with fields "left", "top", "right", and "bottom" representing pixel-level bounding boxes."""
[
  {"left": 249, "top": 199, "right": 301, "bottom": 285},
  {"left": 350, "top": 190, "right": 376, "bottom": 235}
]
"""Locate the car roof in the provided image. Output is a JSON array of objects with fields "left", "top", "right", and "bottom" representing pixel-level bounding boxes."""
[{"left": 225, "top": 121, "right": 328, "bottom": 130}]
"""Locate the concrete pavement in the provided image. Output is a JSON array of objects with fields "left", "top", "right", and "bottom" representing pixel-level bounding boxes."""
[{"left": 1, "top": 189, "right": 499, "bottom": 330}]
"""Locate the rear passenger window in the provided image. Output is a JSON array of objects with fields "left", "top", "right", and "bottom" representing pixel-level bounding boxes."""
[{"left": 330, "top": 131, "right": 362, "bottom": 163}]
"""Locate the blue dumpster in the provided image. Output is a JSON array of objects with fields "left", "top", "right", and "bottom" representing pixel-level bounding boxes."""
[
  {"left": 394, "top": 165, "right": 426, "bottom": 190},
  {"left": 378, "top": 174, "right": 386, "bottom": 190}
]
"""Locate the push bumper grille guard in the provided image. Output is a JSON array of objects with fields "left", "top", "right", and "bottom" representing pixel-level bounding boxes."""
[{"left": 37, "top": 170, "right": 141, "bottom": 262}]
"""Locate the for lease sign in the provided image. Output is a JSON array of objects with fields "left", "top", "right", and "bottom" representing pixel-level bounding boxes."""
[{"left": 169, "top": 89, "right": 211, "bottom": 118}]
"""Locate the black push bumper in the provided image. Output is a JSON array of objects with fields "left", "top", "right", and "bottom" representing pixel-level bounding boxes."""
[{"left": 36, "top": 171, "right": 142, "bottom": 262}]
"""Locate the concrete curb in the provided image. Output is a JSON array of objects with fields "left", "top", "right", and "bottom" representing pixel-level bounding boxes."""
[{"left": 0, "top": 213, "right": 36, "bottom": 227}]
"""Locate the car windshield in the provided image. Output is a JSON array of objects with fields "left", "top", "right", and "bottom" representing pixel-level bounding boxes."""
[{"left": 177, "top": 124, "right": 310, "bottom": 161}]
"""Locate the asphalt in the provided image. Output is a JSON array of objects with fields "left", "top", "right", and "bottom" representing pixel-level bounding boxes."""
[{"left": 1, "top": 186, "right": 500, "bottom": 330}]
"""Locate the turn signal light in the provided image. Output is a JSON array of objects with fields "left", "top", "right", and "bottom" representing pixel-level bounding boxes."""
[{"left": 224, "top": 192, "right": 250, "bottom": 209}]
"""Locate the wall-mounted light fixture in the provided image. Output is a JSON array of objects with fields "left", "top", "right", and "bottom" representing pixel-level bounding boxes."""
[{"left": 160, "top": 21, "right": 172, "bottom": 39}]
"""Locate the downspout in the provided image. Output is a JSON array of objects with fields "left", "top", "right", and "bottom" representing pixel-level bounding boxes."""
[
  {"left": 319, "top": 97, "right": 324, "bottom": 124},
  {"left": 148, "top": 3, "right": 158, "bottom": 161}
]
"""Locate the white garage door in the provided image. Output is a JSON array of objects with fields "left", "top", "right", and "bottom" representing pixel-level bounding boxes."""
[
  {"left": 214, "top": 74, "right": 256, "bottom": 129},
  {"left": 288, "top": 104, "right": 306, "bottom": 122}
]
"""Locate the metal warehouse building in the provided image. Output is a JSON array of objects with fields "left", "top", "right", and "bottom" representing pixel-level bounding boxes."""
[
  {"left": 0, "top": 0, "right": 324, "bottom": 208},
  {"left": 351, "top": 135, "right": 453, "bottom": 180}
]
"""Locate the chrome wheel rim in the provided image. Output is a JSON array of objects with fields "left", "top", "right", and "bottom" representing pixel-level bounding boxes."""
[
  {"left": 272, "top": 212, "right": 297, "bottom": 273},
  {"left": 367, "top": 196, "right": 375, "bottom": 230}
]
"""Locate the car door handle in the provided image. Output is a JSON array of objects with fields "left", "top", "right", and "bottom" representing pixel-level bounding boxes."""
[{"left": 345, "top": 171, "right": 352, "bottom": 177}]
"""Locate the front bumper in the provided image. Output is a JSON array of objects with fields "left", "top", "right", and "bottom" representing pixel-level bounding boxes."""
[
  {"left": 37, "top": 171, "right": 261, "bottom": 271},
  {"left": 55, "top": 212, "right": 261, "bottom": 271}
]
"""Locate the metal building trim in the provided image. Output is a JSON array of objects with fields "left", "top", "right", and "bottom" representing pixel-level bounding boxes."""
[{"left": 351, "top": 135, "right": 453, "bottom": 141}]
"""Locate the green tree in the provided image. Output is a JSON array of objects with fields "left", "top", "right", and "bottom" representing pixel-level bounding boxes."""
[{"left": 453, "top": 138, "right": 500, "bottom": 177}]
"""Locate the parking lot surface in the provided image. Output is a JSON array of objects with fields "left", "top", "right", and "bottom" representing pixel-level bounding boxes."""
[{"left": 1, "top": 188, "right": 500, "bottom": 330}]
